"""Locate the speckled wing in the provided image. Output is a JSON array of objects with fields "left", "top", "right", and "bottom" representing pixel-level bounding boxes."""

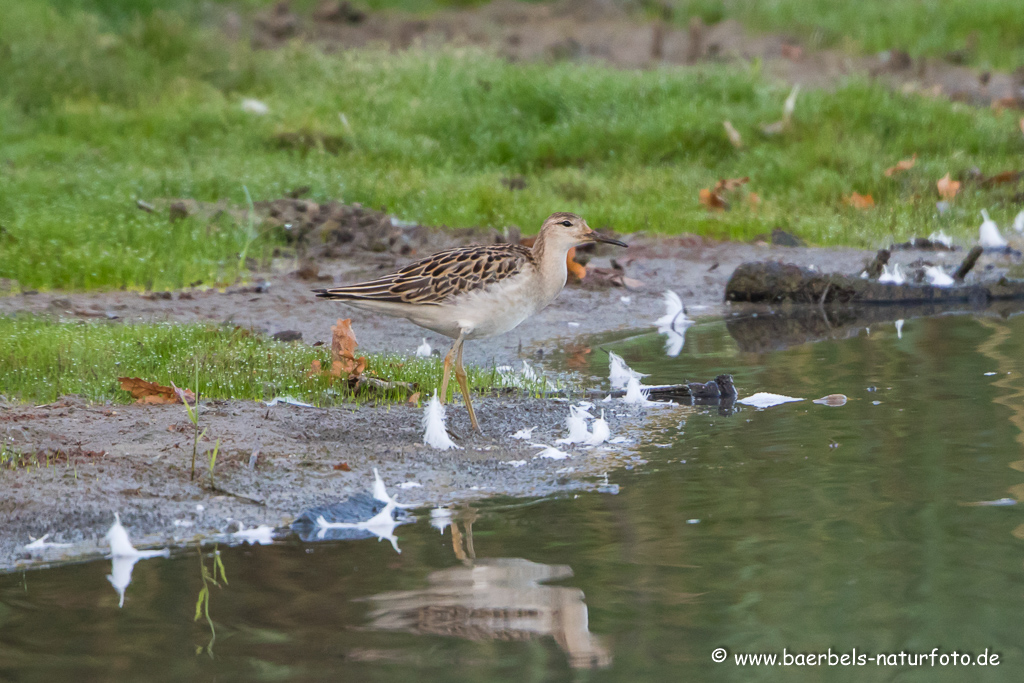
[{"left": 314, "top": 244, "right": 535, "bottom": 305}]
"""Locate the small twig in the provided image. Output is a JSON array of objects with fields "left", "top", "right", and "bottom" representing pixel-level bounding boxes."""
[{"left": 208, "top": 484, "right": 265, "bottom": 506}]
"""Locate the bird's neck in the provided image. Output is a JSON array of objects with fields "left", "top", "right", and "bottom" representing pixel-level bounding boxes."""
[{"left": 531, "top": 234, "right": 570, "bottom": 299}]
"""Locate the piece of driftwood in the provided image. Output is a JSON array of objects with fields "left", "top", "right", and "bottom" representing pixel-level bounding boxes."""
[
  {"left": 587, "top": 375, "right": 737, "bottom": 415},
  {"left": 953, "top": 246, "right": 984, "bottom": 282},
  {"left": 725, "top": 261, "right": 1024, "bottom": 306}
]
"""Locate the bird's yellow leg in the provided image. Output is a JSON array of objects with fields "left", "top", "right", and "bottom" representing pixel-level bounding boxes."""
[
  {"left": 439, "top": 341, "right": 456, "bottom": 404},
  {"left": 455, "top": 337, "right": 480, "bottom": 432}
]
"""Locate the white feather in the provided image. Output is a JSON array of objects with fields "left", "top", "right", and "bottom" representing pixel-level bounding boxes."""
[
  {"left": 1014, "top": 210, "right": 1024, "bottom": 234},
  {"left": 240, "top": 98, "right": 269, "bottom": 115},
  {"left": 511, "top": 426, "right": 536, "bottom": 440},
  {"left": 422, "top": 391, "right": 461, "bottom": 450},
  {"left": 655, "top": 290, "right": 685, "bottom": 328},
  {"left": 895, "top": 319, "right": 904, "bottom": 339},
  {"left": 925, "top": 266, "right": 954, "bottom": 287},
  {"left": 928, "top": 230, "right": 953, "bottom": 247},
  {"left": 315, "top": 500, "right": 402, "bottom": 553},
  {"left": 104, "top": 513, "right": 169, "bottom": 608},
  {"left": 23, "top": 533, "right": 72, "bottom": 552},
  {"left": 373, "top": 468, "right": 417, "bottom": 509},
  {"left": 622, "top": 376, "right": 651, "bottom": 404},
  {"left": 231, "top": 525, "right": 275, "bottom": 545},
  {"left": 587, "top": 410, "right": 611, "bottom": 446},
  {"left": 979, "top": 209, "right": 1008, "bottom": 248},
  {"left": 415, "top": 338, "right": 432, "bottom": 357},
  {"left": 608, "top": 351, "right": 646, "bottom": 390},
  {"left": 877, "top": 264, "right": 905, "bottom": 285},
  {"left": 533, "top": 444, "right": 570, "bottom": 460},
  {"left": 555, "top": 406, "right": 592, "bottom": 445},
  {"left": 655, "top": 290, "right": 694, "bottom": 357}
]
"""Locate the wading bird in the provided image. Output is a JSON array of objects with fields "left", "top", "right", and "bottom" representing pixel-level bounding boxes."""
[{"left": 315, "top": 212, "right": 626, "bottom": 432}]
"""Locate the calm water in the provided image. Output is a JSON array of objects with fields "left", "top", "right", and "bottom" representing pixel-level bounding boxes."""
[{"left": 4, "top": 311, "right": 1024, "bottom": 682}]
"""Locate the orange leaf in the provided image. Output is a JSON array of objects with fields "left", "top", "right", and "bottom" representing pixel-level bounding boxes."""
[
  {"left": 843, "top": 192, "right": 875, "bottom": 209},
  {"left": 566, "top": 247, "right": 587, "bottom": 281},
  {"left": 117, "top": 377, "right": 193, "bottom": 405},
  {"left": 333, "top": 462, "right": 351, "bottom": 471},
  {"left": 884, "top": 154, "right": 917, "bottom": 177},
  {"left": 308, "top": 359, "right": 323, "bottom": 377},
  {"left": 699, "top": 188, "right": 727, "bottom": 211},
  {"left": 407, "top": 391, "right": 421, "bottom": 405},
  {"left": 936, "top": 173, "right": 961, "bottom": 200},
  {"left": 331, "top": 318, "right": 367, "bottom": 379}
]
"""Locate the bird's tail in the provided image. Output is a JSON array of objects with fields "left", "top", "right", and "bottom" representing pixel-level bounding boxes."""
[{"left": 313, "top": 283, "right": 395, "bottom": 301}]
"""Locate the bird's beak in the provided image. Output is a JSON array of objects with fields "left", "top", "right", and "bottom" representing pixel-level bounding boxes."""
[{"left": 588, "top": 231, "right": 628, "bottom": 248}]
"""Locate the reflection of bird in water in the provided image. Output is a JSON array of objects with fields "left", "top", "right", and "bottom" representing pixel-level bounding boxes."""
[
  {"left": 315, "top": 213, "right": 626, "bottom": 432},
  {"left": 361, "top": 506, "right": 612, "bottom": 669}
]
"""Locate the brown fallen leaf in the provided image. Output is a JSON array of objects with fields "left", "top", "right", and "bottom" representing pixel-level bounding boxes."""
[
  {"left": 699, "top": 187, "right": 726, "bottom": 211},
  {"left": 723, "top": 120, "right": 743, "bottom": 148},
  {"left": 566, "top": 246, "right": 587, "bottom": 281},
  {"left": 884, "top": 154, "right": 917, "bottom": 177},
  {"left": 333, "top": 462, "right": 352, "bottom": 471},
  {"left": 780, "top": 43, "right": 803, "bottom": 61},
  {"left": 330, "top": 318, "right": 367, "bottom": 379},
  {"left": 699, "top": 177, "right": 750, "bottom": 212},
  {"left": 713, "top": 177, "right": 750, "bottom": 193},
  {"left": 118, "top": 377, "right": 194, "bottom": 405},
  {"left": 843, "top": 192, "right": 875, "bottom": 209},
  {"left": 936, "top": 173, "right": 961, "bottom": 199},
  {"left": 407, "top": 391, "right": 421, "bottom": 405},
  {"left": 983, "top": 170, "right": 1021, "bottom": 186}
]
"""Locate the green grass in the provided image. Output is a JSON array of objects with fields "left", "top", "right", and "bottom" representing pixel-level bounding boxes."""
[
  {"left": 2, "top": 1, "right": 1024, "bottom": 292},
  {"left": 712, "top": 0, "right": 1024, "bottom": 72},
  {"left": 0, "top": 316, "right": 509, "bottom": 405}
]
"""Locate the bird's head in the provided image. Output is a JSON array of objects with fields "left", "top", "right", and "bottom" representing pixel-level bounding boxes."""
[{"left": 538, "top": 212, "right": 628, "bottom": 251}]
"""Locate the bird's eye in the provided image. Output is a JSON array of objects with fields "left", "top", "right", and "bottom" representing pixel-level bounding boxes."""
[{"left": 561, "top": 220, "right": 572, "bottom": 227}]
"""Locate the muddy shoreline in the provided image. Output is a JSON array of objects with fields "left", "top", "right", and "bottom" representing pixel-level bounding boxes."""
[{"left": 3, "top": 236, "right": 1015, "bottom": 572}]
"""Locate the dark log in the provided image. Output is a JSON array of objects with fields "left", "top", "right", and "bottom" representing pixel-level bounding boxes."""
[
  {"left": 864, "top": 249, "right": 891, "bottom": 279},
  {"left": 953, "top": 246, "right": 984, "bottom": 282},
  {"left": 725, "top": 261, "right": 1024, "bottom": 306}
]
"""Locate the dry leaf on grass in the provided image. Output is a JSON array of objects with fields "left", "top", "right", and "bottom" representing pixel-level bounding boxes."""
[
  {"left": 843, "top": 192, "right": 875, "bottom": 209},
  {"left": 699, "top": 188, "right": 727, "bottom": 211},
  {"left": 407, "top": 392, "right": 421, "bottom": 405},
  {"left": 983, "top": 170, "right": 1021, "bottom": 186},
  {"left": 330, "top": 318, "right": 367, "bottom": 378},
  {"left": 700, "top": 177, "right": 750, "bottom": 212},
  {"left": 118, "top": 377, "right": 195, "bottom": 405},
  {"left": 884, "top": 154, "right": 917, "bottom": 177},
  {"left": 936, "top": 173, "right": 961, "bottom": 199},
  {"left": 723, "top": 120, "right": 743, "bottom": 148},
  {"left": 333, "top": 462, "right": 351, "bottom": 471}
]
